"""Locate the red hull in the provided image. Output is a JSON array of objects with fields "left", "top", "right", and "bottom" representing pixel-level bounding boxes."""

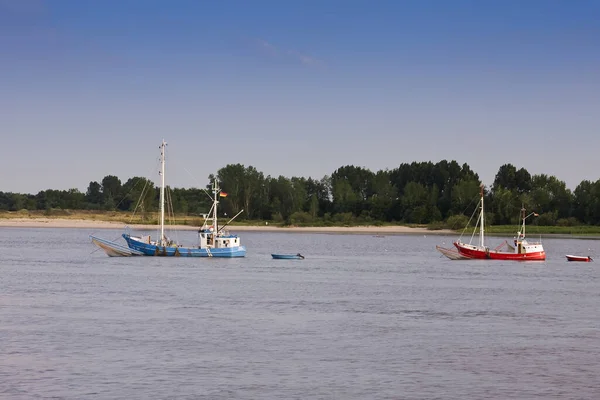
[
  {"left": 454, "top": 242, "right": 546, "bottom": 261},
  {"left": 565, "top": 255, "right": 592, "bottom": 262}
]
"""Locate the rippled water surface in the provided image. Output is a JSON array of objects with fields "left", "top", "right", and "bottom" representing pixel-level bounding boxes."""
[{"left": 1, "top": 227, "right": 599, "bottom": 399}]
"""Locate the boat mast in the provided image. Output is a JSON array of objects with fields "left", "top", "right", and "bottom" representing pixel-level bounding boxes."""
[
  {"left": 520, "top": 209, "right": 539, "bottom": 240},
  {"left": 479, "top": 185, "right": 485, "bottom": 248},
  {"left": 521, "top": 206, "right": 526, "bottom": 239},
  {"left": 159, "top": 140, "right": 166, "bottom": 246},
  {"left": 212, "top": 180, "right": 219, "bottom": 233}
]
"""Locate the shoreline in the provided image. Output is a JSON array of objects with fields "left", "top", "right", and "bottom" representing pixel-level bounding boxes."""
[{"left": 0, "top": 217, "right": 454, "bottom": 235}]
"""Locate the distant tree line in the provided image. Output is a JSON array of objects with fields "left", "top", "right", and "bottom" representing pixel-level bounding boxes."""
[{"left": 2, "top": 160, "right": 600, "bottom": 226}]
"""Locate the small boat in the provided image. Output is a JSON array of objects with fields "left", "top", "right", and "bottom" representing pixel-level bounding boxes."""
[
  {"left": 90, "top": 235, "right": 144, "bottom": 257},
  {"left": 272, "top": 253, "right": 305, "bottom": 260},
  {"left": 566, "top": 255, "right": 593, "bottom": 262},
  {"left": 451, "top": 185, "right": 545, "bottom": 261}
]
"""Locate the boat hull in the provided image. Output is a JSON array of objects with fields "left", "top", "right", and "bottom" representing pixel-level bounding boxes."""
[
  {"left": 123, "top": 234, "right": 246, "bottom": 257},
  {"left": 90, "top": 235, "right": 144, "bottom": 257},
  {"left": 454, "top": 242, "right": 545, "bottom": 261},
  {"left": 566, "top": 255, "right": 592, "bottom": 262},
  {"left": 271, "top": 254, "right": 304, "bottom": 260}
]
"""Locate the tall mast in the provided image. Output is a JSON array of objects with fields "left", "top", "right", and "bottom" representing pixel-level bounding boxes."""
[
  {"left": 212, "top": 180, "right": 219, "bottom": 232},
  {"left": 159, "top": 140, "right": 166, "bottom": 245},
  {"left": 521, "top": 206, "right": 526, "bottom": 238},
  {"left": 479, "top": 185, "right": 485, "bottom": 248}
]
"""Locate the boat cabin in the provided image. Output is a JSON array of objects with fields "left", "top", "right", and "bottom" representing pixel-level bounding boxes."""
[
  {"left": 514, "top": 232, "right": 544, "bottom": 255},
  {"left": 198, "top": 228, "right": 240, "bottom": 249}
]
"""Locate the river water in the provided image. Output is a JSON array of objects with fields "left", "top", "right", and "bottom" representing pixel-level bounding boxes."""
[{"left": 1, "top": 227, "right": 599, "bottom": 399}]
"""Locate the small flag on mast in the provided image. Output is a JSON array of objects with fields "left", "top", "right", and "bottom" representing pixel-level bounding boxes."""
[{"left": 220, "top": 192, "right": 228, "bottom": 197}]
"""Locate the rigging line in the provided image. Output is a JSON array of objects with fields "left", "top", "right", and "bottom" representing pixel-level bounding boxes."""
[
  {"left": 468, "top": 210, "right": 480, "bottom": 245},
  {"left": 458, "top": 199, "right": 479, "bottom": 241},
  {"left": 165, "top": 186, "right": 181, "bottom": 243},
  {"left": 113, "top": 155, "right": 155, "bottom": 213},
  {"left": 88, "top": 235, "right": 122, "bottom": 257},
  {"left": 457, "top": 187, "right": 485, "bottom": 235},
  {"left": 180, "top": 166, "right": 202, "bottom": 188},
  {"left": 89, "top": 245, "right": 102, "bottom": 255},
  {"left": 156, "top": 152, "right": 213, "bottom": 216},
  {"left": 130, "top": 179, "right": 150, "bottom": 222},
  {"left": 159, "top": 149, "right": 206, "bottom": 196},
  {"left": 460, "top": 191, "right": 479, "bottom": 216},
  {"left": 112, "top": 187, "right": 131, "bottom": 213},
  {"left": 89, "top": 229, "right": 124, "bottom": 246},
  {"left": 111, "top": 173, "right": 148, "bottom": 212},
  {"left": 182, "top": 166, "right": 214, "bottom": 201},
  {"left": 156, "top": 151, "right": 215, "bottom": 211},
  {"left": 89, "top": 157, "right": 159, "bottom": 219},
  {"left": 129, "top": 158, "right": 161, "bottom": 224}
]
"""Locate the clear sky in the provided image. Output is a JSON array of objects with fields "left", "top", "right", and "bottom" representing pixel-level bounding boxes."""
[{"left": 2, "top": 0, "right": 599, "bottom": 194}]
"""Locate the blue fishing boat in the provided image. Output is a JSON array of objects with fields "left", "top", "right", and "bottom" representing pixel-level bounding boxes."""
[
  {"left": 272, "top": 253, "right": 305, "bottom": 260},
  {"left": 119, "top": 140, "right": 246, "bottom": 258}
]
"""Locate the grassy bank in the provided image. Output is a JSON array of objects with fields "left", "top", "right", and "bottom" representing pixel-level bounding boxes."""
[
  {"left": 3, "top": 209, "right": 600, "bottom": 235},
  {"left": 476, "top": 225, "right": 600, "bottom": 236}
]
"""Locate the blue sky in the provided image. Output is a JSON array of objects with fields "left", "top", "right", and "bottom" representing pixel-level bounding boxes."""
[{"left": 2, "top": 0, "right": 599, "bottom": 194}]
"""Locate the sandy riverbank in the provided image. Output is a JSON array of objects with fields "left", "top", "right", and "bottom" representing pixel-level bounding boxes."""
[{"left": 0, "top": 218, "right": 454, "bottom": 235}]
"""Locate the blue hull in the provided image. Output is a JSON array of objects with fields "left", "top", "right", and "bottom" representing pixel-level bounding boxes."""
[
  {"left": 123, "top": 234, "right": 246, "bottom": 258},
  {"left": 272, "top": 254, "right": 304, "bottom": 260}
]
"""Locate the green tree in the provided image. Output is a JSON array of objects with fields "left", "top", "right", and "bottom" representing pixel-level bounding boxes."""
[
  {"left": 530, "top": 174, "right": 573, "bottom": 220},
  {"left": 369, "top": 170, "right": 397, "bottom": 221},
  {"left": 331, "top": 165, "right": 375, "bottom": 216},
  {"left": 490, "top": 186, "right": 519, "bottom": 224},
  {"left": 493, "top": 164, "right": 518, "bottom": 192},
  {"left": 493, "top": 164, "right": 532, "bottom": 194},
  {"left": 216, "top": 164, "right": 246, "bottom": 216},
  {"left": 101, "top": 175, "right": 122, "bottom": 210},
  {"left": 573, "top": 180, "right": 593, "bottom": 224},
  {"left": 121, "top": 177, "right": 156, "bottom": 214},
  {"left": 332, "top": 179, "right": 358, "bottom": 214},
  {"left": 305, "top": 176, "right": 332, "bottom": 217},
  {"left": 85, "top": 181, "right": 103, "bottom": 207},
  {"left": 269, "top": 176, "right": 297, "bottom": 221},
  {"left": 64, "top": 188, "right": 85, "bottom": 209},
  {"left": 402, "top": 182, "right": 428, "bottom": 223},
  {"left": 242, "top": 166, "right": 264, "bottom": 220},
  {"left": 450, "top": 179, "right": 481, "bottom": 216}
]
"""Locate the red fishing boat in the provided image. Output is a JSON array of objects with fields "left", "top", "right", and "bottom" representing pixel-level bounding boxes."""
[
  {"left": 452, "top": 186, "right": 546, "bottom": 261},
  {"left": 565, "top": 255, "right": 592, "bottom": 262}
]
